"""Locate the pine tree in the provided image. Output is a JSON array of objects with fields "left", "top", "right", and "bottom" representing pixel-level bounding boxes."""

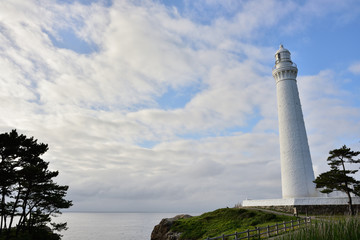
[
  {"left": 0, "top": 129, "right": 72, "bottom": 239},
  {"left": 314, "top": 145, "right": 360, "bottom": 215}
]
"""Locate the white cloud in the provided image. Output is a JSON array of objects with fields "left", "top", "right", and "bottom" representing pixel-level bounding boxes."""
[
  {"left": 348, "top": 62, "right": 360, "bottom": 75},
  {"left": 298, "top": 70, "right": 360, "bottom": 175},
  {"left": 0, "top": 0, "right": 360, "bottom": 213}
]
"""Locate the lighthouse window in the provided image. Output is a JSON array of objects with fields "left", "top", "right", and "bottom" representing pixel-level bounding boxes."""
[{"left": 277, "top": 53, "right": 281, "bottom": 60}]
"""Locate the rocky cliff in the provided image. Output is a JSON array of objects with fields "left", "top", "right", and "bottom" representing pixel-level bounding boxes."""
[{"left": 151, "top": 214, "right": 192, "bottom": 240}]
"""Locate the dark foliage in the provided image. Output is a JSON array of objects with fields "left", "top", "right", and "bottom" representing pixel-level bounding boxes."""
[
  {"left": 314, "top": 145, "right": 360, "bottom": 215},
  {"left": 0, "top": 130, "right": 72, "bottom": 239}
]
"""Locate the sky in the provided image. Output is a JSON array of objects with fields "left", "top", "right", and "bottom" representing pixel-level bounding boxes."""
[{"left": 0, "top": 0, "right": 360, "bottom": 213}]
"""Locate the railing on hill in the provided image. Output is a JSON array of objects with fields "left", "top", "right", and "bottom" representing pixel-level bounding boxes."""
[{"left": 205, "top": 217, "right": 311, "bottom": 240}]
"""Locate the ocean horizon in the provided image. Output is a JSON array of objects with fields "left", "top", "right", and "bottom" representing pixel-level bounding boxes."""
[{"left": 54, "top": 212, "right": 200, "bottom": 240}]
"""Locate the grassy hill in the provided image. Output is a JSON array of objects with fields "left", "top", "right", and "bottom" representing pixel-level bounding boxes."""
[{"left": 170, "top": 208, "right": 297, "bottom": 240}]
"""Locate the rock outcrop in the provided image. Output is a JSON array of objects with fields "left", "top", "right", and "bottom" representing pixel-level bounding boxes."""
[{"left": 151, "top": 214, "right": 192, "bottom": 240}]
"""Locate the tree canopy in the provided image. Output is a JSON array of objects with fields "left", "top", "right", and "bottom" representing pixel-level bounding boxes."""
[
  {"left": 314, "top": 145, "right": 360, "bottom": 215},
  {"left": 0, "top": 130, "right": 72, "bottom": 240}
]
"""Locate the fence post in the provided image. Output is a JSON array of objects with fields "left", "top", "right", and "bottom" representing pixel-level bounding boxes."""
[
  {"left": 255, "top": 226, "right": 260, "bottom": 238},
  {"left": 283, "top": 221, "right": 286, "bottom": 232},
  {"left": 204, "top": 217, "right": 313, "bottom": 240}
]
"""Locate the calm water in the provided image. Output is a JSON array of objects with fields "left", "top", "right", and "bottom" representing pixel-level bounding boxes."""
[{"left": 55, "top": 212, "right": 193, "bottom": 240}]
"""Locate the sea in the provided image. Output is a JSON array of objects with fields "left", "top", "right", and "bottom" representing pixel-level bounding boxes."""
[{"left": 54, "top": 212, "right": 197, "bottom": 240}]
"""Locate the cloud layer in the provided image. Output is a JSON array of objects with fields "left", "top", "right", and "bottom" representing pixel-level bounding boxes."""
[{"left": 1, "top": 0, "right": 360, "bottom": 212}]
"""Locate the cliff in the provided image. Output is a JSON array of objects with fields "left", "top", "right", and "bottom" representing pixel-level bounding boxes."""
[{"left": 151, "top": 214, "right": 193, "bottom": 240}]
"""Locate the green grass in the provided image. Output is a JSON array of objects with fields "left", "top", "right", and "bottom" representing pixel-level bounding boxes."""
[
  {"left": 275, "top": 217, "right": 360, "bottom": 240},
  {"left": 170, "top": 208, "right": 297, "bottom": 240}
]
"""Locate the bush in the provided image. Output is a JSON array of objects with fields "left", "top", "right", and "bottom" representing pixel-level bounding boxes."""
[{"left": 0, "top": 227, "right": 61, "bottom": 240}]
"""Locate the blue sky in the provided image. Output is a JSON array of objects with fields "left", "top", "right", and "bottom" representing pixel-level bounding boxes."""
[{"left": 0, "top": 0, "right": 360, "bottom": 213}]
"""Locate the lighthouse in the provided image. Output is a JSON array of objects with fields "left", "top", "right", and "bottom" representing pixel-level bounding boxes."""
[
  {"left": 272, "top": 45, "right": 317, "bottom": 198},
  {"left": 241, "top": 45, "right": 360, "bottom": 213}
]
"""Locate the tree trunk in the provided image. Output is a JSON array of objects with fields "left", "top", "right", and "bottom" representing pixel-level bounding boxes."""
[
  {"left": 0, "top": 189, "right": 6, "bottom": 233},
  {"left": 340, "top": 157, "right": 354, "bottom": 215},
  {"left": 346, "top": 190, "right": 354, "bottom": 216},
  {"left": 7, "top": 188, "right": 21, "bottom": 238},
  {"left": 16, "top": 187, "right": 30, "bottom": 236}
]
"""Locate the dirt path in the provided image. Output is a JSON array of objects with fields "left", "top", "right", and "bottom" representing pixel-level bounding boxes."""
[
  {"left": 244, "top": 207, "right": 319, "bottom": 219},
  {"left": 244, "top": 207, "right": 297, "bottom": 217}
]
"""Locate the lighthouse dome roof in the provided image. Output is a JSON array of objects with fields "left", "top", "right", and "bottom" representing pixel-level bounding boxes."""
[
  {"left": 275, "top": 44, "right": 289, "bottom": 54},
  {"left": 274, "top": 44, "right": 293, "bottom": 64}
]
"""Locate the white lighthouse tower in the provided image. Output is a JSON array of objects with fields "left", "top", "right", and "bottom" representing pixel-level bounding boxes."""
[
  {"left": 242, "top": 45, "right": 360, "bottom": 213},
  {"left": 272, "top": 45, "right": 317, "bottom": 198}
]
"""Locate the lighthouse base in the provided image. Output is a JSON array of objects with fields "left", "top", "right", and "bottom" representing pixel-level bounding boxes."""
[{"left": 242, "top": 197, "right": 360, "bottom": 215}]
